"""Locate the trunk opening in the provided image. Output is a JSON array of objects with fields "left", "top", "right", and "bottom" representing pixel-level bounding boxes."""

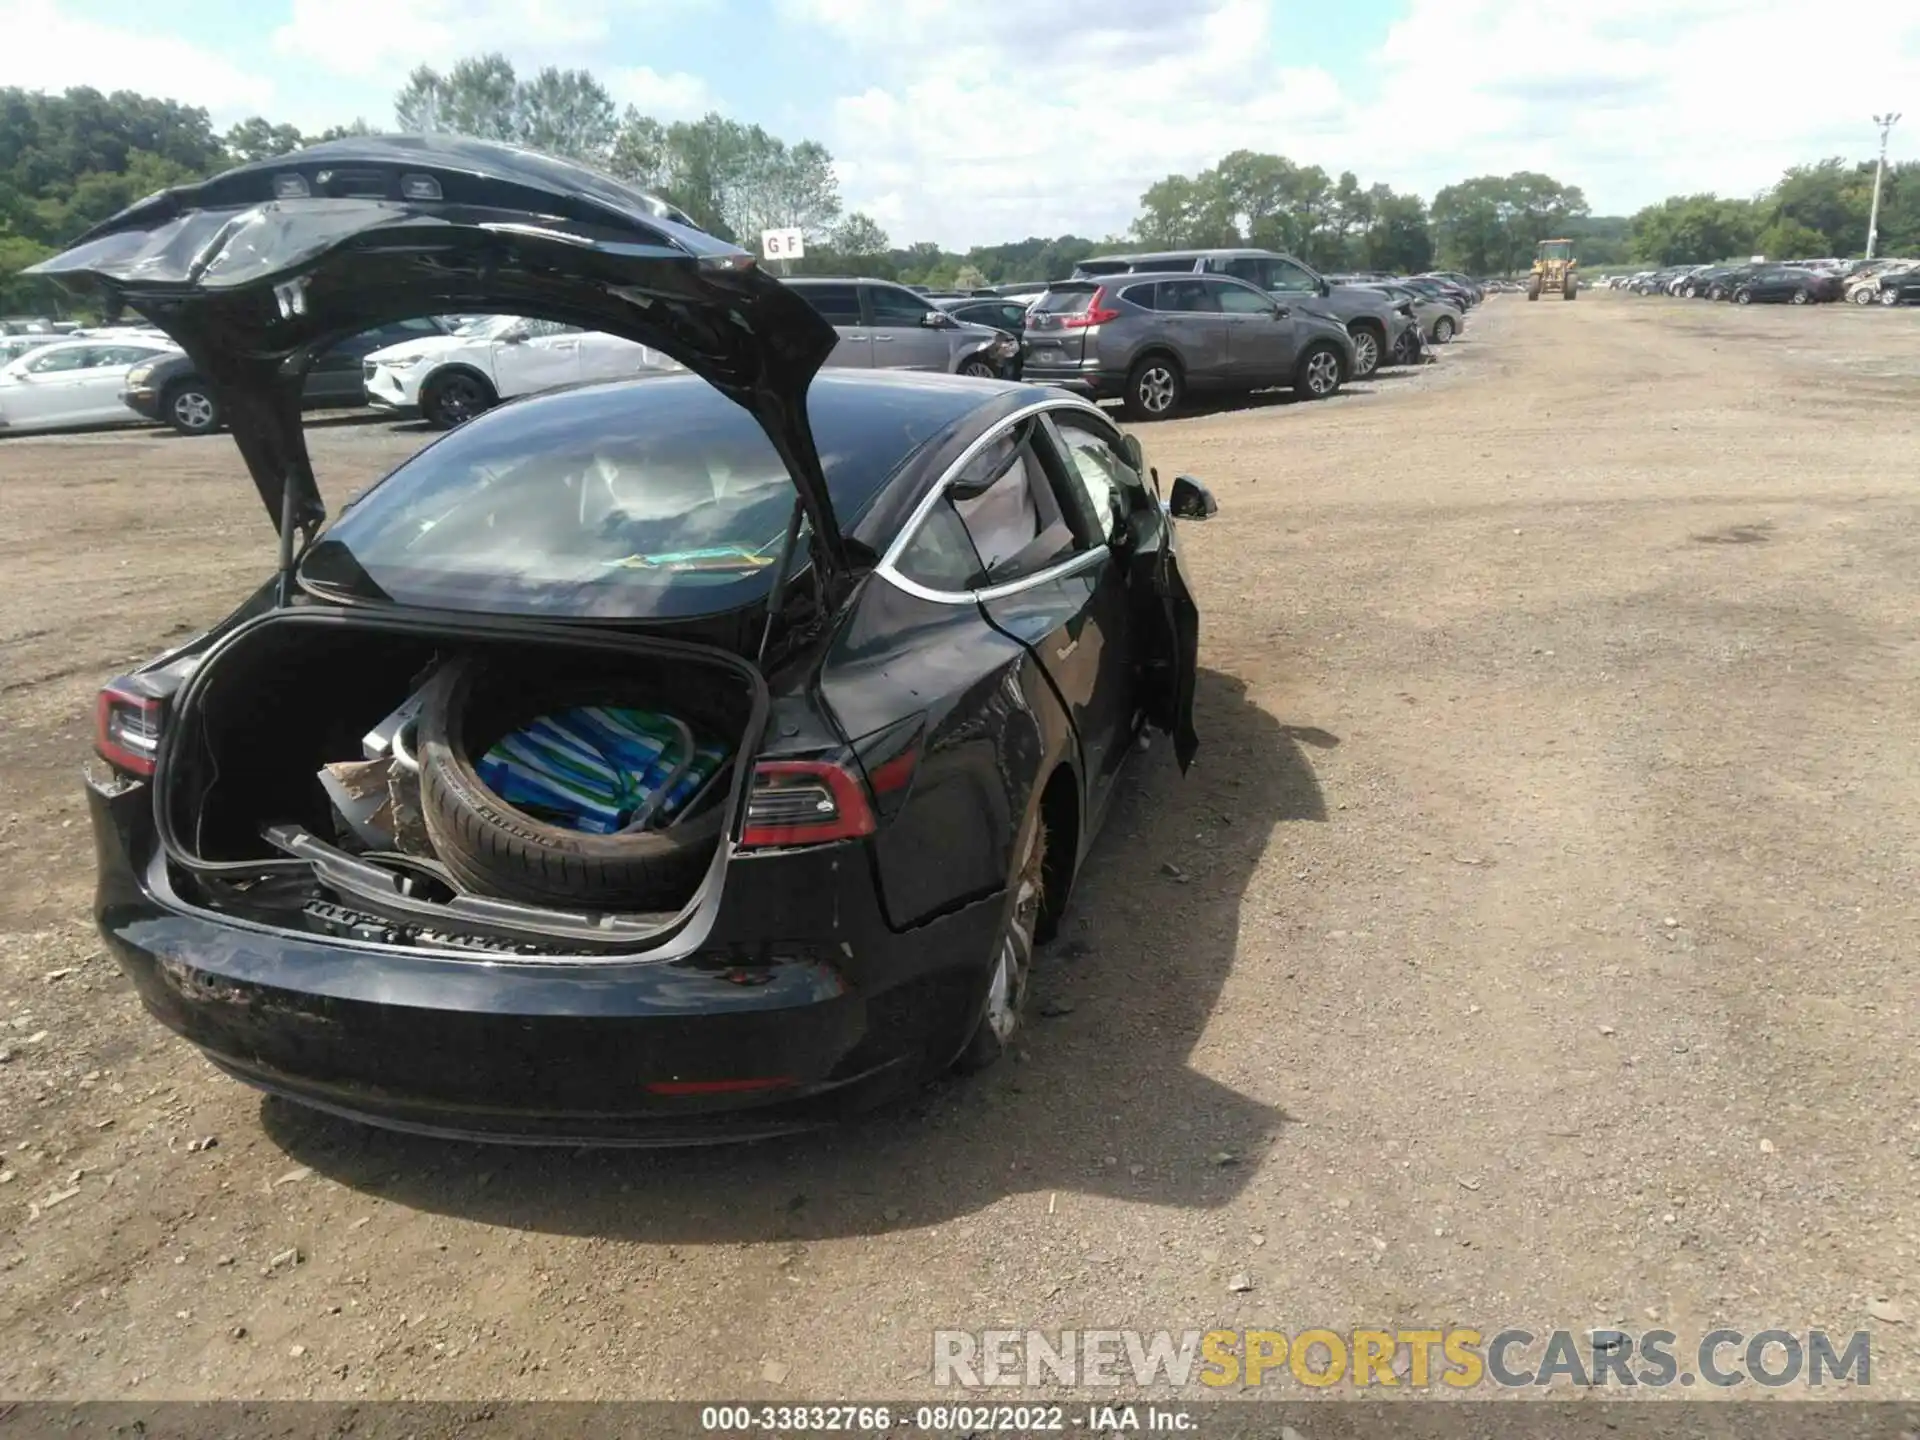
[{"left": 156, "top": 606, "right": 767, "bottom": 954}]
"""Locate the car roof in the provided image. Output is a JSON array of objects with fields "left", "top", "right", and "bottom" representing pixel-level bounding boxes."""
[
  {"left": 11, "top": 335, "right": 170, "bottom": 354},
  {"left": 1102, "top": 270, "right": 1267, "bottom": 287},
  {"left": 784, "top": 276, "right": 914, "bottom": 287}
]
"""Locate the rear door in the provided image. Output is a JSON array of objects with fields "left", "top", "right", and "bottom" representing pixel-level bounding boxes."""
[
  {"left": 863, "top": 283, "right": 952, "bottom": 371},
  {"left": 1209, "top": 277, "right": 1295, "bottom": 384},
  {"left": 1152, "top": 278, "right": 1229, "bottom": 386},
  {"left": 575, "top": 330, "right": 676, "bottom": 381},
  {"left": 490, "top": 319, "right": 582, "bottom": 397},
  {"left": 938, "top": 417, "right": 1133, "bottom": 815},
  {"left": 74, "top": 345, "right": 168, "bottom": 421},
  {"left": 788, "top": 283, "right": 872, "bottom": 367}
]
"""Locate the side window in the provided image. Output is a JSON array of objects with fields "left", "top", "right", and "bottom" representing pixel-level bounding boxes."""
[
  {"left": 1157, "top": 279, "right": 1219, "bottom": 313},
  {"left": 1269, "top": 258, "right": 1320, "bottom": 294},
  {"left": 893, "top": 500, "right": 986, "bottom": 591},
  {"left": 92, "top": 346, "right": 158, "bottom": 366},
  {"left": 1221, "top": 257, "right": 1272, "bottom": 287},
  {"left": 867, "top": 285, "right": 934, "bottom": 326},
  {"left": 949, "top": 423, "right": 1078, "bottom": 584},
  {"left": 1001, "top": 304, "right": 1029, "bottom": 328},
  {"left": 27, "top": 347, "right": 91, "bottom": 373},
  {"left": 1117, "top": 283, "right": 1158, "bottom": 311},
  {"left": 794, "top": 284, "right": 862, "bottom": 325},
  {"left": 521, "top": 320, "right": 578, "bottom": 339},
  {"left": 1050, "top": 414, "right": 1141, "bottom": 541},
  {"left": 1211, "top": 280, "right": 1275, "bottom": 314}
]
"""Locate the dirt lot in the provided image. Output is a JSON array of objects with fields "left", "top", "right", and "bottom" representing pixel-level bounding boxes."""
[{"left": 1, "top": 293, "right": 1917, "bottom": 1402}]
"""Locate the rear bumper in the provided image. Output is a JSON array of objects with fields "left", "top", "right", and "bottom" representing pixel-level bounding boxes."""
[
  {"left": 1020, "top": 360, "right": 1114, "bottom": 398},
  {"left": 89, "top": 771, "right": 1003, "bottom": 1145}
]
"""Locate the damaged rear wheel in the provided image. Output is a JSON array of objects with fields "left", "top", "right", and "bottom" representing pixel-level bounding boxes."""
[
  {"left": 415, "top": 658, "right": 729, "bottom": 909},
  {"left": 953, "top": 811, "right": 1048, "bottom": 1073}
]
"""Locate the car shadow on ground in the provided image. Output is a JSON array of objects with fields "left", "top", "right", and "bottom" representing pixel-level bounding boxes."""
[{"left": 262, "top": 666, "right": 1331, "bottom": 1242}]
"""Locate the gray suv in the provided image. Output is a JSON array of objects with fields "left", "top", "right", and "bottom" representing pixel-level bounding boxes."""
[
  {"left": 1021, "top": 272, "right": 1356, "bottom": 419},
  {"left": 783, "top": 278, "right": 1020, "bottom": 377},
  {"left": 1072, "top": 248, "right": 1419, "bottom": 377}
]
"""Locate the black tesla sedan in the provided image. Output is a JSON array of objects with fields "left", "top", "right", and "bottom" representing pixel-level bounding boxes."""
[
  {"left": 35, "top": 136, "right": 1210, "bottom": 1145},
  {"left": 1731, "top": 266, "right": 1844, "bottom": 305}
]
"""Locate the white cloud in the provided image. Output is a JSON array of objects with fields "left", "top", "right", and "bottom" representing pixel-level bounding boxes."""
[
  {"left": 270, "top": 0, "right": 613, "bottom": 80},
  {"left": 790, "top": 0, "right": 1920, "bottom": 247},
  {"left": 610, "top": 66, "right": 714, "bottom": 120},
  {"left": 0, "top": 0, "right": 274, "bottom": 118}
]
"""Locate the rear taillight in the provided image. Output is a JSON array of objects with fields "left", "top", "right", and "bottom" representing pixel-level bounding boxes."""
[
  {"left": 95, "top": 679, "right": 163, "bottom": 778},
  {"left": 1060, "top": 287, "right": 1121, "bottom": 329},
  {"left": 739, "top": 760, "right": 877, "bottom": 849}
]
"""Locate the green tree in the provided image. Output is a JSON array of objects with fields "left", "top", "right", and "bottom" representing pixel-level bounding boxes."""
[
  {"left": 1362, "top": 190, "right": 1433, "bottom": 273},
  {"left": 1765, "top": 158, "right": 1870, "bottom": 255},
  {"left": 830, "top": 211, "right": 889, "bottom": 260},
  {"left": 224, "top": 117, "right": 307, "bottom": 164},
  {"left": 1432, "top": 173, "right": 1587, "bottom": 275},
  {"left": 728, "top": 135, "right": 839, "bottom": 244},
  {"left": 394, "top": 55, "right": 615, "bottom": 165},
  {"left": 515, "top": 67, "right": 618, "bottom": 165},
  {"left": 0, "top": 230, "right": 58, "bottom": 313},
  {"left": 1628, "top": 194, "right": 1756, "bottom": 265},
  {"left": 1130, "top": 151, "right": 1415, "bottom": 268},
  {"left": 394, "top": 54, "right": 519, "bottom": 142},
  {"left": 1756, "top": 218, "right": 1829, "bottom": 260}
]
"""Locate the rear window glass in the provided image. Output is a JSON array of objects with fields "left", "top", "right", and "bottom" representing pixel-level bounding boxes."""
[
  {"left": 299, "top": 376, "right": 964, "bottom": 620},
  {"left": 1035, "top": 288, "right": 1096, "bottom": 314}
]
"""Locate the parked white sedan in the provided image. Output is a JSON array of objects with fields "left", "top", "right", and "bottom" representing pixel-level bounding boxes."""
[
  {"left": 0, "top": 336, "right": 180, "bottom": 435},
  {"left": 362, "top": 315, "right": 680, "bottom": 428}
]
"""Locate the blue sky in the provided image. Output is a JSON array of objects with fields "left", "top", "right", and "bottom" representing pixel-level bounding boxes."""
[{"left": 5, "top": 0, "right": 1916, "bottom": 248}]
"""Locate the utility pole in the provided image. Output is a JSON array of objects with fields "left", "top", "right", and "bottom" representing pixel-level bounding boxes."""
[{"left": 1866, "top": 112, "right": 1901, "bottom": 259}]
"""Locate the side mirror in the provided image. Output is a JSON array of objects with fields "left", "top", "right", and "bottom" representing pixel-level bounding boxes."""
[
  {"left": 1168, "top": 475, "right": 1217, "bottom": 521},
  {"left": 501, "top": 328, "right": 529, "bottom": 345},
  {"left": 921, "top": 310, "right": 958, "bottom": 328},
  {"left": 1273, "top": 305, "right": 1291, "bottom": 320},
  {"left": 1318, "top": 279, "right": 1333, "bottom": 298},
  {"left": 1120, "top": 433, "right": 1146, "bottom": 476}
]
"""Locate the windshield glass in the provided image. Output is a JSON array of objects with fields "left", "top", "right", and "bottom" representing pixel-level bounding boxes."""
[{"left": 299, "top": 373, "right": 974, "bottom": 619}]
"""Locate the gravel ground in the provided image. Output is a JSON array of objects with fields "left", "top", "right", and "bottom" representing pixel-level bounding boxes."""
[{"left": 0, "top": 293, "right": 1916, "bottom": 1403}]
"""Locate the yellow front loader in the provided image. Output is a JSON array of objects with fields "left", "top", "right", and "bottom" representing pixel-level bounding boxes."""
[{"left": 1527, "top": 239, "right": 1577, "bottom": 301}]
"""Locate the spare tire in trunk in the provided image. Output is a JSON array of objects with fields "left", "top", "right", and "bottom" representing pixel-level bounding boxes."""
[{"left": 415, "top": 656, "right": 734, "bottom": 907}]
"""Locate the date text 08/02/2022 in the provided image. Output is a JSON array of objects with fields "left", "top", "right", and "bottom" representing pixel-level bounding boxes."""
[{"left": 699, "top": 1403, "right": 1197, "bottom": 1432}]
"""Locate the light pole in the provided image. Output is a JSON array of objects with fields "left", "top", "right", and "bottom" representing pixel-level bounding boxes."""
[{"left": 1866, "top": 112, "right": 1900, "bottom": 259}]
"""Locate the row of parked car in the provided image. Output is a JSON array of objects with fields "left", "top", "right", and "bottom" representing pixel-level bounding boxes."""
[
  {"left": 1, "top": 247, "right": 1490, "bottom": 436},
  {"left": 1606, "top": 257, "right": 1920, "bottom": 307},
  {"left": 907, "top": 252, "right": 1486, "bottom": 420}
]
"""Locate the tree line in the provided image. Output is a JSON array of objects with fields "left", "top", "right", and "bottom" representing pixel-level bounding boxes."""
[
  {"left": 1626, "top": 159, "right": 1920, "bottom": 267},
  {"left": 4, "top": 57, "right": 1915, "bottom": 314}
]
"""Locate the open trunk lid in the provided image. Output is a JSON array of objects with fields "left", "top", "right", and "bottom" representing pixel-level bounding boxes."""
[{"left": 28, "top": 135, "right": 851, "bottom": 589}]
